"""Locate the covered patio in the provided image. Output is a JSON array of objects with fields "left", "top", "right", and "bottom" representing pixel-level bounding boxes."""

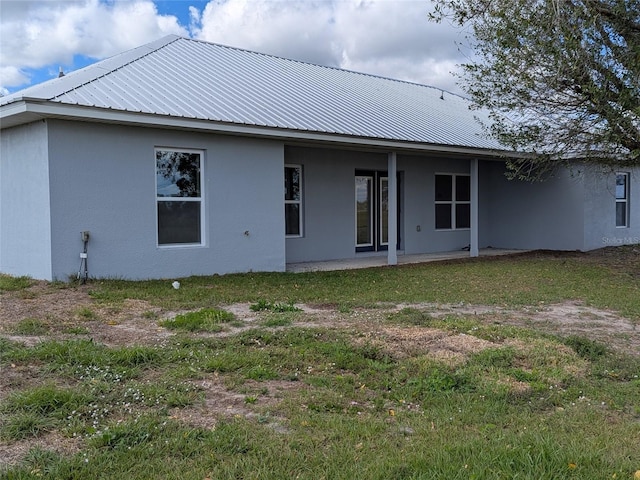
[{"left": 286, "top": 248, "right": 528, "bottom": 272}]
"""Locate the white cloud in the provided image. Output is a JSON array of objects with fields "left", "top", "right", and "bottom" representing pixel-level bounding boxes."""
[
  {"left": 194, "top": 0, "right": 340, "bottom": 67},
  {"left": 0, "top": 0, "right": 470, "bottom": 94},
  {"left": 0, "top": 0, "right": 186, "bottom": 89},
  {"left": 193, "top": 0, "right": 469, "bottom": 94}
]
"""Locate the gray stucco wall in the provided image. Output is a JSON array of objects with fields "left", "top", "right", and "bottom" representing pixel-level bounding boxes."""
[
  {"left": 46, "top": 120, "right": 285, "bottom": 280},
  {"left": 399, "top": 153, "right": 473, "bottom": 254},
  {"left": 284, "top": 147, "right": 386, "bottom": 263},
  {"left": 5, "top": 118, "right": 635, "bottom": 281},
  {"left": 284, "top": 146, "right": 473, "bottom": 263},
  {"left": 482, "top": 162, "right": 586, "bottom": 250},
  {"left": 0, "top": 121, "right": 53, "bottom": 279},
  {"left": 582, "top": 166, "right": 640, "bottom": 250}
]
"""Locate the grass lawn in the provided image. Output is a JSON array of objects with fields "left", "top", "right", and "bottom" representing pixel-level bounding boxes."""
[{"left": 1, "top": 248, "right": 639, "bottom": 479}]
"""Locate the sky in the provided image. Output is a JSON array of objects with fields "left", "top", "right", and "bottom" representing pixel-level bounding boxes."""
[{"left": 0, "top": 0, "right": 473, "bottom": 96}]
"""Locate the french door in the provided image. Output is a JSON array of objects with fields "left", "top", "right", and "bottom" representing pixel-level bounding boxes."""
[{"left": 355, "top": 171, "right": 399, "bottom": 252}]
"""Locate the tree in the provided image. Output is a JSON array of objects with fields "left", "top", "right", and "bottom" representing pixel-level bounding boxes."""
[{"left": 430, "top": 0, "right": 640, "bottom": 180}]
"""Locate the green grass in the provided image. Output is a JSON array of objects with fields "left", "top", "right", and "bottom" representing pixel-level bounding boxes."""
[
  {"left": 1, "top": 324, "right": 639, "bottom": 478},
  {"left": 0, "top": 274, "right": 33, "bottom": 292},
  {"left": 160, "top": 308, "right": 235, "bottom": 332},
  {"left": 0, "top": 385, "right": 93, "bottom": 440},
  {"left": 250, "top": 299, "right": 302, "bottom": 312},
  {"left": 84, "top": 253, "right": 640, "bottom": 319},
  {"left": 1, "top": 251, "right": 640, "bottom": 479},
  {"left": 12, "top": 318, "right": 50, "bottom": 336}
]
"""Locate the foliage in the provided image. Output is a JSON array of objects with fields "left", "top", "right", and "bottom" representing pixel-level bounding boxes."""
[
  {"left": 564, "top": 335, "right": 609, "bottom": 360},
  {"left": 250, "top": 299, "right": 302, "bottom": 312},
  {"left": 12, "top": 318, "right": 50, "bottom": 336},
  {"left": 430, "top": 0, "right": 640, "bottom": 180},
  {"left": 160, "top": 308, "right": 235, "bottom": 332},
  {"left": 0, "top": 274, "right": 33, "bottom": 291}
]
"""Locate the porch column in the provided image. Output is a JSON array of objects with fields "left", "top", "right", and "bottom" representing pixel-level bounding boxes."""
[
  {"left": 387, "top": 151, "right": 398, "bottom": 265},
  {"left": 470, "top": 158, "right": 479, "bottom": 257}
]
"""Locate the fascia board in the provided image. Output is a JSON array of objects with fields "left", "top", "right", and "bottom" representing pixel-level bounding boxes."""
[
  {"left": 0, "top": 100, "right": 28, "bottom": 119},
  {"left": 2, "top": 100, "right": 515, "bottom": 158}
]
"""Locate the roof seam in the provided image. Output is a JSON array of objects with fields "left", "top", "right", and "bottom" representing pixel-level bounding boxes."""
[
  {"left": 179, "top": 36, "right": 470, "bottom": 101},
  {"left": 48, "top": 35, "right": 182, "bottom": 101}
]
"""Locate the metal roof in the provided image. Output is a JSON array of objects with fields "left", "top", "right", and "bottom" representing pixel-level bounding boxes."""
[{"left": 0, "top": 35, "right": 503, "bottom": 152}]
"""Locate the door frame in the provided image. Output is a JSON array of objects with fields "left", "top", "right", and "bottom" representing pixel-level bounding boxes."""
[{"left": 355, "top": 169, "right": 401, "bottom": 253}]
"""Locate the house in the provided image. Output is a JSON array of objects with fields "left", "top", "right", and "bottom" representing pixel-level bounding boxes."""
[{"left": 1, "top": 35, "right": 638, "bottom": 281}]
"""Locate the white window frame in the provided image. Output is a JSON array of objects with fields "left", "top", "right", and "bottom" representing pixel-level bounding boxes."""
[
  {"left": 616, "top": 172, "right": 629, "bottom": 228},
  {"left": 435, "top": 173, "right": 471, "bottom": 231},
  {"left": 155, "top": 147, "right": 205, "bottom": 248},
  {"left": 285, "top": 164, "right": 303, "bottom": 238}
]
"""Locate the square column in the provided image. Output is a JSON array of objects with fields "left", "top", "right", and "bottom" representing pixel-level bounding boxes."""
[
  {"left": 387, "top": 152, "right": 398, "bottom": 265},
  {"left": 470, "top": 158, "right": 479, "bottom": 257}
]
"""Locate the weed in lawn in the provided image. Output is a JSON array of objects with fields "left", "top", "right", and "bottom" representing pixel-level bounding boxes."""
[
  {"left": 563, "top": 335, "right": 609, "bottom": 360},
  {"left": 0, "top": 412, "right": 58, "bottom": 440},
  {"left": 109, "top": 345, "right": 161, "bottom": 367},
  {"left": 261, "top": 312, "right": 296, "bottom": 327},
  {"left": 12, "top": 318, "right": 50, "bottom": 336},
  {"left": 0, "top": 385, "right": 92, "bottom": 440},
  {"left": 388, "top": 307, "right": 434, "bottom": 326},
  {"left": 472, "top": 347, "right": 516, "bottom": 369},
  {"left": 76, "top": 307, "right": 97, "bottom": 320},
  {"left": 250, "top": 299, "right": 302, "bottom": 312},
  {"left": 61, "top": 326, "right": 90, "bottom": 335},
  {"left": 160, "top": 308, "right": 234, "bottom": 332},
  {"left": 0, "top": 274, "right": 33, "bottom": 291}
]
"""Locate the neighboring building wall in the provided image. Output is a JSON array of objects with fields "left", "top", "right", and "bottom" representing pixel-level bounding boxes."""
[
  {"left": 582, "top": 166, "right": 640, "bottom": 250},
  {"left": 284, "top": 146, "right": 473, "bottom": 263},
  {"left": 0, "top": 121, "right": 53, "bottom": 279},
  {"left": 46, "top": 120, "right": 285, "bottom": 280},
  {"left": 482, "top": 162, "right": 585, "bottom": 250}
]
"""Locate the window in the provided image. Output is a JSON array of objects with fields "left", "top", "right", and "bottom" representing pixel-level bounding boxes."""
[
  {"left": 616, "top": 172, "right": 629, "bottom": 228},
  {"left": 156, "top": 149, "right": 204, "bottom": 246},
  {"left": 285, "top": 165, "right": 302, "bottom": 237},
  {"left": 435, "top": 174, "right": 470, "bottom": 230}
]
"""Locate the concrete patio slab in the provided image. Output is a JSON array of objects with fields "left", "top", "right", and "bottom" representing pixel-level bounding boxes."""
[{"left": 286, "top": 248, "right": 528, "bottom": 273}]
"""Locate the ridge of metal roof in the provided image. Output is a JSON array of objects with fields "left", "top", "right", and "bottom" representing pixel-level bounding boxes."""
[
  {"left": 0, "top": 35, "right": 505, "bottom": 151},
  {"left": 0, "top": 35, "right": 181, "bottom": 106}
]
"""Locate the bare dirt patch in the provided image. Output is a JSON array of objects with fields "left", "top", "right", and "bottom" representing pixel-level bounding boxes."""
[
  {"left": 169, "top": 377, "right": 303, "bottom": 433},
  {"left": 356, "top": 325, "right": 498, "bottom": 365},
  {"left": 0, "top": 432, "right": 82, "bottom": 470}
]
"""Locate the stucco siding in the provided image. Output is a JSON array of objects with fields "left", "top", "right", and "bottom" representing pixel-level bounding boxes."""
[
  {"left": 284, "top": 147, "right": 386, "bottom": 263},
  {"left": 285, "top": 146, "right": 474, "bottom": 263},
  {"left": 583, "top": 166, "right": 640, "bottom": 250},
  {"left": 0, "top": 121, "right": 52, "bottom": 279},
  {"left": 46, "top": 120, "right": 285, "bottom": 280},
  {"left": 483, "top": 162, "right": 585, "bottom": 250},
  {"left": 399, "top": 154, "right": 472, "bottom": 254}
]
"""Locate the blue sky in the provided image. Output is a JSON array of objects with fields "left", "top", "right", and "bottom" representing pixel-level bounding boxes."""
[{"left": 0, "top": 0, "right": 470, "bottom": 96}]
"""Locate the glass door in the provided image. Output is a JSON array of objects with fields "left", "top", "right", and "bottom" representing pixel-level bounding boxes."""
[
  {"left": 355, "top": 172, "right": 399, "bottom": 252},
  {"left": 355, "top": 175, "right": 373, "bottom": 249},
  {"left": 379, "top": 176, "right": 389, "bottom": 247}
]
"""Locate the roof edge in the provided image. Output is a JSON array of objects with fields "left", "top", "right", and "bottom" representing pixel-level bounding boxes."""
[{"left": 1, "top": 100, "right": 513, "bottom": 158}]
